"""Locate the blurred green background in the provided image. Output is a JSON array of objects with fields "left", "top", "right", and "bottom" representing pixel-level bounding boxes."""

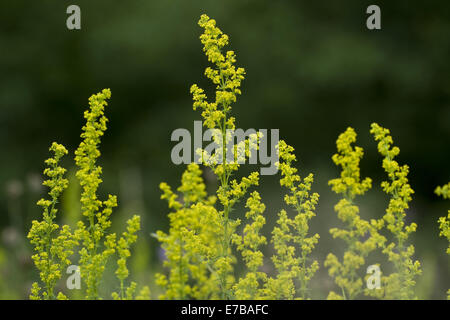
[{"left": 0, "top": 0, "right": 449, "bottom": 299}]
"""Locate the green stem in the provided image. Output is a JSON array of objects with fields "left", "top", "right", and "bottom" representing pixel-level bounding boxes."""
[{"left": 120, "top": 280, "right": 124, "bottom": 300}]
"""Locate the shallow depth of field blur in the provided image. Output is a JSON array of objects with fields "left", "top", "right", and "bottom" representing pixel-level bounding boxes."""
[{"left": 0, "top": 1, "right": 449, "bottom": 299}]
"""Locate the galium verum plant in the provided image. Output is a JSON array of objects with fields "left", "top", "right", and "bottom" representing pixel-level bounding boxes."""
[
  {"left": 435, "top": 182, "right": 450, "bottom": 298},
  {"left": 155, "top": 163, "right": 218, "bottom": 299},
  {"left": 158, "top": 14, "right": 320, "bottom": 301},
  {"left": 28, "top": 143, "right": 76, "bottom": 300},
  {"left": 29, "top": 14, "right": 450, "bottom": 301},
  {"left": 325, "top": 127, "right": 385, "bottom": 300},
  {"left": 369, "top": 123, "right": 421, "bottom": 299},
  {"left": 189, "top": 14, "right": 261, "bottom": 299},
  {"left": 262, "top": 140, "right": 320, "bottom": 300},
  {"left": 29, "top": 89, "right": 148, "bottom": 300}
]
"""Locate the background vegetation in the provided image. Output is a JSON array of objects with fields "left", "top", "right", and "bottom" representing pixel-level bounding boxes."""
[{"left": 0, "top": 0, "right": 449, "bottom": 299}]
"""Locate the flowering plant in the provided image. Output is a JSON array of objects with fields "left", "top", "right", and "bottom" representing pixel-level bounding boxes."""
[{"left": 27, "top": 14, "right": 449, "bottom": 301}]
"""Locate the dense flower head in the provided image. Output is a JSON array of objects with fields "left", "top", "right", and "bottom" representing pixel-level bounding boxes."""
[
  {"left": 192, "top": 14, "right": 245, "bottom": 128},
  {"left": 191, "top": 15, "right": 245, "bottom": 129},
  {"left": 191, "top": 14, "right": 255, "bottom": 183},
  {"left": 329, "top": 127, "right": 372, "bottom": 199},
  {"left": 75, "top": 88, "right": 112, "bottom": 219}
]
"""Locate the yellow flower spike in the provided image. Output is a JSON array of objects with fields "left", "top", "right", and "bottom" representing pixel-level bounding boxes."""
[
  {"left": 111, "top": 215, "right": 141, "bottom": 300},
  {"left": 187, "top": 14, "right": 258, "bottom": 299},
  {"left": 73, "top": 89, "right": 118, "bottom": 299},
  {"left": 326, "top": 127, "right": 385, "bottom": 300},
  {"left": 65, "top": 89, "right": 144, "bottom": 299},
  {"left": 435, "top": 182, "right": 450, "bottom": 298},
  {"left": 262, "top": 140, "right": 319, "bottom": 300},
  {"left": 28, "top": 142, "right": 76, "bottom": 300},
  {"left": 232, "top": 191, "right": 267, "bottom": 299},
  {"left": 370, "top": 123, "right": 421, "bottom": 299},
  {"left": 156, "top": 164, "right": 218, "bottom": 299}
]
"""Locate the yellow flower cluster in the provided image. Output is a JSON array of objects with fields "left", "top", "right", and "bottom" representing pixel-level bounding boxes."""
[
  {"left": 370, "top": 123, "right": 421, "bottom": 299},
  {"left": 188, "top": 14, "right": 260, "bottom": 299},
  {"left": 156, "top": 163, "right": 218, "bottom": 299},
  {"left": 28, "top": 142, "right": 76, "bottom": 300},
  {"left": 435, "top": 182, "right": 450, "bottom": 299},
  {"left": 325, "top": 127, "right": 385, "bottom": 300},
  {"left": 28, "top": 14, "right": 450, "bottom": 301},
  {"left": 232, "top": 191, "right": 267, "bottom": 299},
  {"left": 29, "top": 89, "right": 146, "bottom": 300},
  {"left": 263, "top": 140, "right": 320, "bottom": 299},
  {"left": 112, "top": 215, "right": 141, "bottom": 300},
  {"left": 435, "top": 182, "right": 450, "bottom": 254},
  {"left": 190, "top": 14, "right": 254, "bottom": 179},
  {"left": 190, "top": 14, "right": 245, "bottom": 130},
  {"left": 73, "top": 89, "right": 120, "bottom": 299}
]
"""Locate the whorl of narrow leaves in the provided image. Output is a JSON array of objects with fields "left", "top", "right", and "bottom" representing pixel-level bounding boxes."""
[
  {"left": 370, "top": 123, "right": 421, "bottom": 300},
  {"left": 325, "top": 127, "right": 385, "bottom": 300},
  {"left": 28, "top": 142, "right": 76, "bottom": 300},
  {"left": 263, "top": 140, "right": 319, "bottom": 300}
]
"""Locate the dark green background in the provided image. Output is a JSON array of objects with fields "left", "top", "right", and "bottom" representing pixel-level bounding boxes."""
[{"left": 0, "top": 1, "right": 449, "bottom": 299}]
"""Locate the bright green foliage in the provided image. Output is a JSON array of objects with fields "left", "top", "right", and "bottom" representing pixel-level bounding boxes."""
[
  {"left": 190, "top": 14, "right": 260, "bottom": 299},
  {"left": 232, "top": 191, "right": 267, "bottom": 299},
  {"left": 370, "top": 123, "right": 421, "bottom": 299},
  {"left": 28, "top": 142, "right": 76, "bottom": 300},
  {"left": 435, "top": 182, "right": 450, "bottom": 299},
  {"left": 156, "top": 163, "right": 218, "bottom": 299},
  {"left": 263, "top": 140, "right": 320, "bottom": 300},
  {"left": 325, "top": 127, "right": 385, "bottom": 300}
]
